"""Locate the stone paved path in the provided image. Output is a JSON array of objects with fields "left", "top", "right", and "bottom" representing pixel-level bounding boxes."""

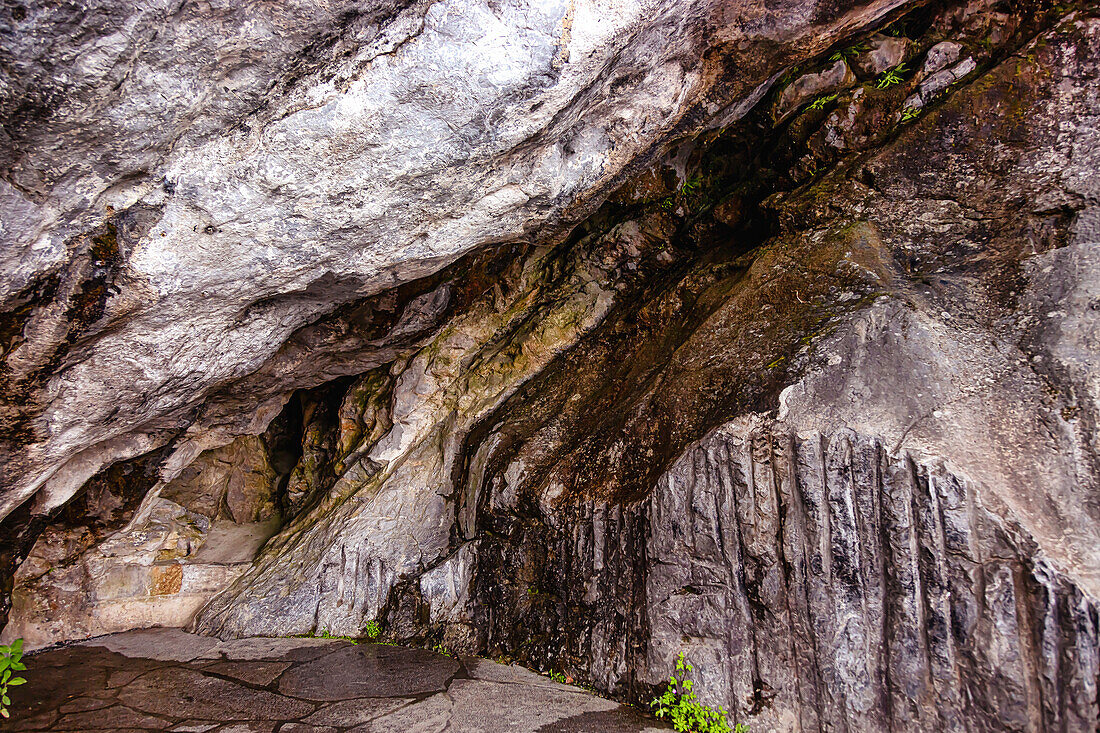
[{"left": 0, "top": 628, "right": 670, "bottom": 732}]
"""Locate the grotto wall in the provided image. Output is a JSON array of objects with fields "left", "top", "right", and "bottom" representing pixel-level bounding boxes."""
[
  {"left": 2, "top": 0, "right": 1100, "bottom": 731},
  {"left": 0, "top": 0, "right": 912, "bottom": 525}
]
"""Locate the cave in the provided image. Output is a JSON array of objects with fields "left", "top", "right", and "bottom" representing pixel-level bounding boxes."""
[{"left": 1, "top": 0, "right": 1098, "bottom": 730}]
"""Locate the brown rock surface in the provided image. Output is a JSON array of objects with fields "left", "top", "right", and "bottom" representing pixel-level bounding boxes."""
[{"left": 0, "top": 629, "right": 666, "bottom": 733}]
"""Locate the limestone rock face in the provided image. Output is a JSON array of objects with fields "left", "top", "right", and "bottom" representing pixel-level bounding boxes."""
[
  {"left": 3, "top": 1, "right": 1100, "bottom": 732},
  {"left": 3, "top": 433, "right": 286, "bottom": 647},
  {"left": 0, "top": 0, "right": 909, "bottom": 522}
]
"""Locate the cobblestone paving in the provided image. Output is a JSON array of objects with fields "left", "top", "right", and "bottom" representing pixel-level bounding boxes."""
[{"left": 0, "top": 629, "right": 668, "bottom": 732}]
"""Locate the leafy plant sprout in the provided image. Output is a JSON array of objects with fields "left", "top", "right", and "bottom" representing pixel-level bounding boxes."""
[
  {"left": 829, "top": 42, "right": 868, "bottom": 61},
  {"left": 807, "top": 92, "right": 839, "bottom": 111},
  {"left": 899, "top": 106, "right": 922, "bottom": 123},
  {"left": 876, "top": 63, "right": 909, "bottom": 89},
  {"left": 365, "top": 620, "right": 381, "bottom": 640},
  {"left": 678, "top": 175, "right": 702, "bottom": 197},
  {"left": 310, "top": 629, "right": 359, "bottom": 645},
  {"left": 886, "top": 19, "right": 908, "bottom": 37},
  {"left": 650, "top": 653, "right": 747, "bottom": 733},
  {"left": 0, "top": 638, "right": 27, "bottom": 719},
  {"left": 428, "top": 641, "right": 452, "bottom": 657}
]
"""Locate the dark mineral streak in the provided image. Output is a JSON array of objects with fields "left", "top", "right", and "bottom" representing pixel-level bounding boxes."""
[{"left": 461, "top": 424, "right": 1099, "bottom": 732}]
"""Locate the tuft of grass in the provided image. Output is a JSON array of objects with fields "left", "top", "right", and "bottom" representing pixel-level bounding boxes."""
[
  {"left": 778, "top": 65, "right": 801, "bottom": 88},
  {"left": 298, "top": 629, "right": 360, "bottom": 645},
  {"left": 365, "top": 620, "right": 381, "bottom": 640},
  {"left": 678, "top": 176, "right": 702, "bottom": 197},
  {"left": 428, "top": 641, "right": 453, "bottom": 658},
  {"left": 885, "top": 19, "right": 908, "bottom": 37}
]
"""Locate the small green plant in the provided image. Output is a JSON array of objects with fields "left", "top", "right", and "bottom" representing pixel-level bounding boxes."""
[
  {"left": 899, "top": 106, "right": 921, "bottom": 123},
  {"left": 829, "top": 43, "right": 868, "bottom": 61},
  {"left": 807, "top": 92, "right": 839, "bottom": 111},
  {"left": 678, "top": 176, "right": 702, "bottom": 197},
  {"left": 0, "top": 638, "right": 27, "bottom": 719},
  {"left": 364, "top": 620, "right": 381, "bottom": 640},
  {"left": 876, "top": 63, "right": 909, "bottom": 89},
  {"left": 429, "top": 641, "right": 452, "bottom": 657},
  {"left": 548, "top": 670, "right": 567, "bottom": 684},
  {"left": 651, "top": 653, "right": 745, "bottom": 733},
  {"left": 886, "top": 19, "right": 908, "bottom": 37},
  {"left": 778, "top": 64, "right": 801, "bottom": 88},
  {"left": 308, "top": 629, "right": 359, "bottom": 645}
]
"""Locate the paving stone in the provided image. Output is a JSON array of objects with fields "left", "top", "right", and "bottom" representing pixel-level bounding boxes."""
[
  {"left": 108, "top": 666, "right": 149, "bottom": 688},
  {"left": 200, "top": 636, "right": 345, "bottom": 662},
  {"left": 351, "top": 679, "right": 620, "bottom": 733},
  {"left": 55, "top": 703, "right": 171, "bottom": 729},
  {"left": 2, "top": 708, "right": 57, "bottom": 730},
  {"left": 51, "top": 729, "right": 150, "bottom": 733},
  {"left": 81, "top": 627, "right": 220, "bottom": 661},
  {"left": 201, "top": 660, "right": 290, "bottom": 686},
  {"left": 58, "top": 695, "right": 115, "bottom": 713},
  {"left": 0, "top": 630, "right": 668, "bottom": 733},
  {"left": 302, "top": 697, "right": 412, "bottom": 727},
  {"left": 0, "top": 652, "right": 112, "bottom": 722},
  {"left": 541, "top": 708, "right": 672, "bottom": 733},
  {"left": 462, "top": 657, "right": 578, "bottom": 690},
  {"left": 118, "top": 667, "right": 313, "bottom": 720},
  {"left": 279, "top": 644, "right": 459, "bottom": 701},
  {"left": 213, "top": 724, "right": 276, "bottom": 733}
]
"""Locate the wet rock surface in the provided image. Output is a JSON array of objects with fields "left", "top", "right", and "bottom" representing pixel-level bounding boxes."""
[
  {"left": 0, "top": 628, "right": 667, "bottom": 732},
  {"left": 466, "top": 420, "right": 1100, "bottom": 732}
]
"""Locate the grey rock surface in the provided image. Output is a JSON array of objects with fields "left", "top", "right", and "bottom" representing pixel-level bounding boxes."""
[
  {"left": 279, "top": 644, "right": 459, "bottom": 700},
  {"left": 0, "top": 0, "right": 909, "bottom": 526},
  {"left": 773, "top": 58, "right": 858, "bottom": 121},
  {"left": 185, "top": 9, "right": 1099, "bottom": 731},
  {"left": 918, "top": 40, "right": 963, "bottom": 76},
  {"left": 0, "top": 629, "right": 668, "bottom": 733},
  {"left": 2, "top": 3, "right": 1100, "bottom": 733},
  {"left": 852, "top": 35, "right": 910, "bottom": 76}
]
